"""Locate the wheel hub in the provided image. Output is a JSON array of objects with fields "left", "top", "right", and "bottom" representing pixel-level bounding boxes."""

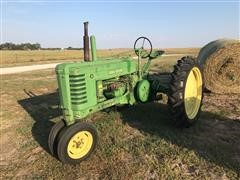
[
  {"left": 184, "top": 67, "right": 203, "bottom": 119},
  {"left": 137, "top": 80, "right": 150, "bottom": 102},
  {"left": 67, "top": 131, "right": 93, "bottom": 159}
]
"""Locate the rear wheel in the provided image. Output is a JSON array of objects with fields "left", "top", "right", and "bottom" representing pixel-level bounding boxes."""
[
  {"left": 57, "top": 122, "right": 98, "bottom": 164},
  {"left": 168, "top": 56, "right": 203, "bottom": 127}
]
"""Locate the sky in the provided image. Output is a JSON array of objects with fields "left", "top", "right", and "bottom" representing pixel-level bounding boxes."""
[{"left": 1, "top": 0, "right": 239, "bottom": 48}]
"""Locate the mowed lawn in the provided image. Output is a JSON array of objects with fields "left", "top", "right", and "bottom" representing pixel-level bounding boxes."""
[{"left": 0, "top": 52, "right": 240, "bottom": 179}]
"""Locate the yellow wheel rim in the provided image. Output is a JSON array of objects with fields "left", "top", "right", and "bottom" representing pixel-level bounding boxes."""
[
  {"left": 67, "top": 131, "right": 93, "bottom": 159},
  {"left": 184, "top": 67, "right": 203, "bottom": 120}
]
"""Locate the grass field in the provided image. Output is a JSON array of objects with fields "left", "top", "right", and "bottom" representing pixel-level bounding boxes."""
[
  {"left": 0, "top": 49, "right": 131, "bottom": 67},
  {"left": 0, "top": 48, "right": 199, "bottom": 67},
  {"left": 1, "top": 51, "right": 239, "bottom": 179}
]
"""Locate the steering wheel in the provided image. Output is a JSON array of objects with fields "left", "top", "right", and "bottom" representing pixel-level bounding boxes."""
[{"left": 134, "top": 37, "right": 152, "bottom": 58}]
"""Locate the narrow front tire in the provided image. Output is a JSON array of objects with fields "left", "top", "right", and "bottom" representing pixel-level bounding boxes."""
[
  {"left": 57, "top": 122, "right": 98, "bottom": 164},
  {"left": 48, "top": 119, "right": 65, "bottom": 156}
]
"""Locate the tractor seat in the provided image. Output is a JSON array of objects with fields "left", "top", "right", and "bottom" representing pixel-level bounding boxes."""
[{"left": 149, "top": 50, "right": 165, "bottom": 59}]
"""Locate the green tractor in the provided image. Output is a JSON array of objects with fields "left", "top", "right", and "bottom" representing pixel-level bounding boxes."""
[{"left": 48, "top": 22, "right": 203, "bottom": 164}]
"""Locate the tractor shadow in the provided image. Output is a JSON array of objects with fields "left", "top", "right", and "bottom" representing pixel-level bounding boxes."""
[
  {"left": 119, "top": 102, "right": 240, "bottom": 174},
  {"left": 18, "top": 90, "right": 240, "bottom": 174},
  {"left": 18, "top": 90, "right": 61, "bottom": 154}
]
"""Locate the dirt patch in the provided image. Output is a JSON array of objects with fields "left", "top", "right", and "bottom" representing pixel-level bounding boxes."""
[
  {"left": 203, "top": 93, "right": 240, "bottom": 120},
  {"left": 0, "top": 132, "right": 19, "bottom": 167}
]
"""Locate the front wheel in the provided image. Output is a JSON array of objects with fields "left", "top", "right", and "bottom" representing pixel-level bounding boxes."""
[
  {"left": 48, "top": 119, "right": 65, "bottom": 156},
  {"left": 57, "top": 122, "right": 98, "bottom": 164},
  {"left": 168, "top": 56, "right": 203, "bottom": 127}
]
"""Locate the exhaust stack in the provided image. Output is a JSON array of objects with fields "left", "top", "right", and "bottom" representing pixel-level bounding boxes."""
[{"left": 83, "top": 22, "right": 90, "bottom": 61}]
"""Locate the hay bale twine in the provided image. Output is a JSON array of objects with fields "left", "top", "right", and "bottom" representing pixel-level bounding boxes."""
[{"left": 197, "top": 39, "right": 240, "bottom": 94}]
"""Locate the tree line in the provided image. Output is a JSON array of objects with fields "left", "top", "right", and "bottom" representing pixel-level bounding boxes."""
[
  {"left": 0, "top": 42, "right": 41, "bottom": 50},
  {"left": 0, "top": 42, "right": 83, "bottom": 50}
]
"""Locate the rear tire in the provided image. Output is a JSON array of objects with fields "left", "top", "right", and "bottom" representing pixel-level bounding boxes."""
[{"left": 168, "top": 56, "right": 203, "bottom": 127}]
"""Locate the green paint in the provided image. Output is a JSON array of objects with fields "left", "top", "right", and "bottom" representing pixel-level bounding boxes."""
[
  {"left": 90, "top": 35, "right": 97, "bottom": 61},
  {"left": 136, "top": 80, "right": 150, "bottom": 102},
  {"left": 56, "top": 37, "right": 165, "bottom": 125}
]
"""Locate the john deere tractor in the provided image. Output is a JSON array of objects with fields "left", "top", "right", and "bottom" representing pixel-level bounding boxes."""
[{"left": 48, "top": 22, "right": 203, "bottom": 164}]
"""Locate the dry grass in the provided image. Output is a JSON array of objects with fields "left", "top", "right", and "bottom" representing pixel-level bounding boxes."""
[
  {"left": 1, "top": 50, "right": 82, "bottom": 65},
  {"left": 163, "top": 48, "right": 199, "bottom": 55},
  {"left": 1, "top": 51, "right": 239, "bottom": 179},
  {"left": 0, "top": 49, "right": 133, "bottom": 67},
  {"left": 0, "top": 48, "right": 199, "bottom": 67}
]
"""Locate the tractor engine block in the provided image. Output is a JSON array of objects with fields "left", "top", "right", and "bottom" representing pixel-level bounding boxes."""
[{"left": 103, "top": 79, "right": 128, "bottom": 99}]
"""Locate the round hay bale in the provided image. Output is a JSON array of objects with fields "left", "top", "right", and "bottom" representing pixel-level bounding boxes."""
[{"left": 197, "top": 39, "right": 240, "bottom": 94}]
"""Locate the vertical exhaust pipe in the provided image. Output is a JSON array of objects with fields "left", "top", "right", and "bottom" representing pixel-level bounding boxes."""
[{"left": 83, "top": 22, "right": 90, "bottom": 61}]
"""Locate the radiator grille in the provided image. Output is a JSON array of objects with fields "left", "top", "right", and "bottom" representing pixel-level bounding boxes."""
[{"left": 69, "top": 74, "right": 87, "bottom": 105}]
